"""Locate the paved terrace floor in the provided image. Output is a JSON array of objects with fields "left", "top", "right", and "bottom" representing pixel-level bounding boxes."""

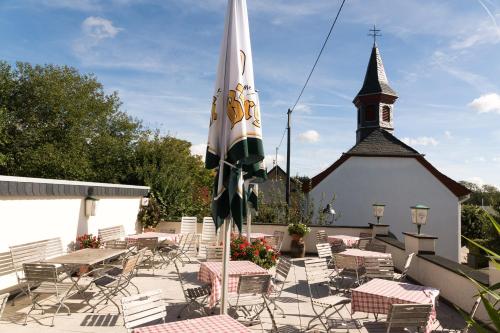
[{"left": 0, "top": 256, "right": 474, "bottom": 333}]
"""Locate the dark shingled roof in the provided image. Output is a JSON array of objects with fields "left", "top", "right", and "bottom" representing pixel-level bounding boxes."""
[
  {"left": 347, "top": 128, "right": 420, "bottom": 156},
  {"left": 356, "top": 45, "right": 397, "bottom": 97}
]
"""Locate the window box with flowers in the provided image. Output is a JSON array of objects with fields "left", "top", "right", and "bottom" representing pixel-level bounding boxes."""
[
  {"left": 76, "top": 234, "right": 101, "bottom": 275},
  {"left": 230, "top": 237, "right": 279, "bottom": 269}
]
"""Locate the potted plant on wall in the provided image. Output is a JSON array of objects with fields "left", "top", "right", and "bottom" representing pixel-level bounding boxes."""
[
  {"left": 137, "top": 193, "right": 162, "bottom": 232},
  {"left": 288, "top": 222, "right": 310, "bottom": 258}
]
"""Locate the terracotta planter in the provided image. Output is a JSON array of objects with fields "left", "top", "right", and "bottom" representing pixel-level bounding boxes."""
[
  {"left": 290, "top": 234, "right": 305, "bottom": 258},
  {"left": 78, "top": 265, "right": 90, "bottom": 276}
]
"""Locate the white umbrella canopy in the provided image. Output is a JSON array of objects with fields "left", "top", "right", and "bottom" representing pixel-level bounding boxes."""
[{"left": 204, "top": 0, "right": 266, "bottom": 314}]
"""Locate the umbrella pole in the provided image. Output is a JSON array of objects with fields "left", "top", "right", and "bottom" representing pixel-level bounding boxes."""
[
  {"left": 246, "top": 205, "right": 252, "bottom": 244},
  {"left": 220, "top": 216, "right": 232, "bottom": 314}
]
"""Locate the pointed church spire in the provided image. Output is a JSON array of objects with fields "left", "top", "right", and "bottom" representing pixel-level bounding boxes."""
[
  {"left": 353, "top": 31, "right": 399, "bottom": 144},
  {"left": 356, "top": 44, "right": 397, "bottom": 97}
]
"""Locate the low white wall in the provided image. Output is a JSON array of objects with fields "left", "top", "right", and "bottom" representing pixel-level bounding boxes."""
[
  {"left": 377, "top": 237, "right": 490, "bottom": 326},
  {"left": 0, "top": 176, "right": 148, "bottom": 293}
]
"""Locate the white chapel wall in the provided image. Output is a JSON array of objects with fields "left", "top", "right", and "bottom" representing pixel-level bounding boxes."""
[{"left": 309, "top": 156, "right": 461, "bottom": 261}]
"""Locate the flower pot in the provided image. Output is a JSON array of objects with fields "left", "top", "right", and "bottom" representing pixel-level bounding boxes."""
[
  {"left": 290, "top": 234, "right": 305, "bottom": 258},
  {"left": 78, "top": 265, "right": 90, "bottom": 276}
]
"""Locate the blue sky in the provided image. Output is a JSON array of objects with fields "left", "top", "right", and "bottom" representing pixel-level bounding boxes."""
[{"left": 0, "top": 0, "right": 499, "bottom": 187}]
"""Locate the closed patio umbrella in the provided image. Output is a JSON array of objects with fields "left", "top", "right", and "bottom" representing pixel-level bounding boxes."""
[{"left": 205, "top": 0, "right": 266, "bottom": 314}]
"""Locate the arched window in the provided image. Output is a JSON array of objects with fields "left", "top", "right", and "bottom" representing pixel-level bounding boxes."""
[
  {"left": 365, "top": 105, "right": 376, "bottom": 121},
  {"left": 382, "top": 105, "right": 391, "bottom": 122}
]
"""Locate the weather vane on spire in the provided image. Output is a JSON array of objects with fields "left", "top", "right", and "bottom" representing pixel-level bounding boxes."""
[{"left": 368, "top": 25, "right": 381, "bottom": 45}]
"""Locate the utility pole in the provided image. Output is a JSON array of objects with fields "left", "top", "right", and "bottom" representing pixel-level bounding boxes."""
[
  {"left": 275, "top": 147, "right": 278, "bottom": 179},
  {"left": 286, "top": 108, "right": 291, "bottom": 206}
]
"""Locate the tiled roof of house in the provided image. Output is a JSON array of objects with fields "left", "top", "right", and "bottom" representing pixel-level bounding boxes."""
[{"left": 347, "top": 128, "right": 420, "bottom": 156}]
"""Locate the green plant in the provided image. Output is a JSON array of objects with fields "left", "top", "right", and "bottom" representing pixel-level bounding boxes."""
[
  {"left": 76, "top": 234, "right": 101, "bottom": 249},
  {"left": 460, "top": 213, "right": 500, "bottom": 332},
  {"left": 462, "top": 205, "right": 494, "bottom": 246},
  {"left": 230, "top": 236, "right": 278, "bottom": 269},
  {"left": 137, "top": 194, "right": 162, "bottom": 228},
  {"left": 287, "top": 222, "right": 310, "bottom": 237}
]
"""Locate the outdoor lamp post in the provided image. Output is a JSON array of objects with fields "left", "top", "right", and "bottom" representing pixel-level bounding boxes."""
[
  {"left": 410, "top": 204, "right": 429, "bottom": 235},
  {"left": 323, "top": 204, "right": 336, "bottom": 225},
  {"left": 372, "top": 203, "right": 385, "bottom": 224}
]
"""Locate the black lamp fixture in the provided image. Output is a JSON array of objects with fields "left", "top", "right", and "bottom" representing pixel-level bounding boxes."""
[{"left": 322, "top": 204, "right": 336, "bottom": 225}]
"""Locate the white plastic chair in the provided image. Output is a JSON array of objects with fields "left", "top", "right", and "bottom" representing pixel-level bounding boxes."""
[
  {"left": 180, "top": 216, "right": 197, "bottom": 234},
  {"left": 198, "top": 217, "right": 218, "bottom": 259}
]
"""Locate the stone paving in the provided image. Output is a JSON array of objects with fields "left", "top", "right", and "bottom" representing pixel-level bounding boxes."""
[{"left": 0, "top": 256, "right": 473, "bottom": 333}]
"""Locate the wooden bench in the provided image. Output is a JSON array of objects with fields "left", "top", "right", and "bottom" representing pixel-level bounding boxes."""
[
  {"left": 9, "top": 237, "right": 65, "bottom": 304},
  {"left": 98, "top": 225, "right": 125, "bottom": 243}
]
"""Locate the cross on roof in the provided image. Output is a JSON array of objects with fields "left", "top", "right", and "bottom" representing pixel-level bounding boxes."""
[{"left": 368, "top": 25, "right": 381, "bottom": 45}]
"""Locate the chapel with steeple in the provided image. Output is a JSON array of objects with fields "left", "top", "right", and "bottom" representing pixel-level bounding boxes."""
[{"left": 305, "top": 35, "right": 470, "bottom": 262}]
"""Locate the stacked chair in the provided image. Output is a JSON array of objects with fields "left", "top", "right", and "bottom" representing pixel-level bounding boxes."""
[{"left": 198, "top": 217, "right": 218, "bottom": 259}]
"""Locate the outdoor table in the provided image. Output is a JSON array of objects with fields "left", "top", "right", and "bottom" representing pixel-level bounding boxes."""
[
  {"left": 132, "top": 314, "right": 251, "bottom": 333},
  {"left": 339, "top": 248, "right": 392, "bottom": 266},
  {"left": 352, "top": 278, "right": 439, "bottom": 333},
  {"left": 44, "top": 248, "right": 127, "bottom": 310},
  {"left": 241, "top": 232, "right": 272, "bottom": 240},
  {"left": 126, "top": 232, "right": 180, "bottom": 245},
  {"left": 328, "top": 234, "right": 360, "bottom": 247},
  {"left": 198, "top": 260, "right": 269, "bottom": 307}
]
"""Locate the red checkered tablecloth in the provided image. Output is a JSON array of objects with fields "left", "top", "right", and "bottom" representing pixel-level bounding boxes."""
[
  {"left": 198, "top": 261, "right": 269, "bottom": 307},
  {"left": 352, "top": 278, "right": 439, "bottom": 333},
  {"left": 132, "top": 314, "right": 251, "bottom": 333},
  {"left": 328, "top": 235, "right": 360, "bottom": 247},
  {"left": 126, "top": 232, "right": 180, "bottom": 245},
  {"left": 339, "top": 248, "right": 392, "bottom": 266}
]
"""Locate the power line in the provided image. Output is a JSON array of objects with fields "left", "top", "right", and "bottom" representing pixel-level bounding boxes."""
[
  {"left": 290, "top": 0, "right": 347, "bottom": 113},
  {"left": 275, "top": 0, "right": 347, "bottom": 155}
]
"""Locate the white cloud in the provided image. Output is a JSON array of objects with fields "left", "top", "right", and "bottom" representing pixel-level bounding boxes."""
[
  {"left": 444, "top": 131, "right": 453, "bottom": 139},
  {"left": 190, "top": 143, "right": 206, "bottom": 161},
  {"left": 468, "top": 93, "right": 500, "bottom": 114},
  {"left": 82, "top": 16, "right": 122, "bottom": 40},
  {"left": 401, "top": 136, "right": 439, "bottom": 146},
  {"left": 468, "top": 176, "right": 485, "bottom": 187},
  {"left": 264, "top": 154, "right": 284, "bottom": 169},
  {"left": 298, "top": 130, "right": 320, "bottom": 143},
  {"left": 293, "top": 103, "right": 312, "bottom": 113}
]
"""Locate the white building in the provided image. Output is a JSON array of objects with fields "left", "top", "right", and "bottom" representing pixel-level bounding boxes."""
[{"left": 307, "top": 44, "right": 470, "bottom": 262}]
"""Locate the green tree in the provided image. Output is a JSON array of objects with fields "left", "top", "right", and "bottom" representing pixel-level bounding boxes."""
[
  {"left": 132, "top": 133, "right": 213, "bottom": 221},
  {"left": 0, "top": 61, "right": 141, "bottom": 182},
  {"left": 461, "top": 204, "right": 494, "bottom": 246}
]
